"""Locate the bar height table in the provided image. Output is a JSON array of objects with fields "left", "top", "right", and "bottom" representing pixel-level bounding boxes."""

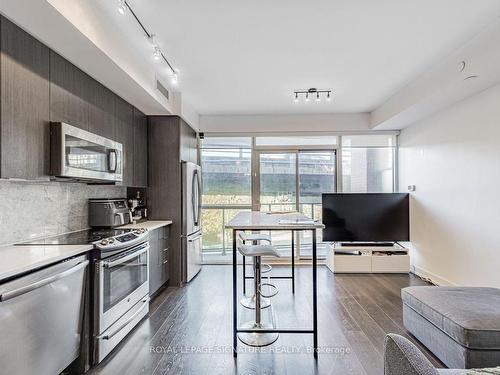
[{"left": 225, "top": 211, "right": 325, "bottom": 358}]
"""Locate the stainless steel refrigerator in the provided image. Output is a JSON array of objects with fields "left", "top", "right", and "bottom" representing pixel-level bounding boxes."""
[{"left": 181, "top": 161, "right": 203, "bottom": 282}]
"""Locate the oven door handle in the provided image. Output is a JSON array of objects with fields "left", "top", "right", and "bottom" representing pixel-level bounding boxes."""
[
  {"left": 96, "top": 297, "right": 149, "bottom": 340},
  {"left": 102, "top": 246, "right": 148, "bottom": 268}
]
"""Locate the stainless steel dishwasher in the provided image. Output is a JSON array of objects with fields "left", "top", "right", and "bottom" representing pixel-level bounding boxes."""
[{"left": 0, "top": 255, "right": 88, "bottom": 375}]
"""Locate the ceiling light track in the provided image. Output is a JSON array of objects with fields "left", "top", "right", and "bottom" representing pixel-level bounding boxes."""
[
  {"left": 294, "top": 88, "right": 332, "bottom": 103},
  {"left": 118, "top": 0, "right": 178, "bottom": 83}
]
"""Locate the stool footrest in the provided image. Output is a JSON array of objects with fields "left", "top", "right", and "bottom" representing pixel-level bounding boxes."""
[{"left": 258, "top": 283, "right": 279, "bottom": 298}]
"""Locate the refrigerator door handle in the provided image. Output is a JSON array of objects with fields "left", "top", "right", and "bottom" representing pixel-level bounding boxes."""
[{"left": 192, "top": 169, "right": 201, "bottom": 227}]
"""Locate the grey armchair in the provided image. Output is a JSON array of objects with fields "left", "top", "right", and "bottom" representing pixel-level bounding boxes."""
[{"left": 384, "top": 334, "right": 467, "bottom": 375}]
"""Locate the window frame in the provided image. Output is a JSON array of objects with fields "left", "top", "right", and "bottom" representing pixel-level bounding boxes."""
[{"left": 199, "top": 132, "right": 399, "bottom": 261}]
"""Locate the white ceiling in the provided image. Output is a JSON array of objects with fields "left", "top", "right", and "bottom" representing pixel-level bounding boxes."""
[{"left": 124, "top": 0, "right": 500, "bottom": 115}]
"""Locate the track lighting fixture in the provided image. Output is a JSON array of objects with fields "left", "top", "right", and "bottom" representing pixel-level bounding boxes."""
[
  {"left": 293, "top": 88, "right": 332, "bottom": 103},
  {"left": 119, "top": 1, "right": 179, "bottom": 84}
]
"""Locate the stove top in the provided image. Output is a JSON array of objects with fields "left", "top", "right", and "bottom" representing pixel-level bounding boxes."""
[{"left": 18, "top": 228, "right": 136, "bottom": 246}]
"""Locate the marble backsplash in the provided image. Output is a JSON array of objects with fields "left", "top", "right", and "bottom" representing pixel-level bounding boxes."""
[{"left": 0, "top": 180, "right": 126, "bottom": 245}]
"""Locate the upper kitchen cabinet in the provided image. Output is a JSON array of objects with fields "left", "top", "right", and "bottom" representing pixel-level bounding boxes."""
[
  {"left": 113, "top": 95, "right": 134, "bottom": 186},
  {"left": 0, "top": 17, "right": 50, "bottom": 179},
  {"left": 49, "top": 51, "right": 90, "bottom": 130},
  {"left": 180, "top": 118, "right": 198, "bottom": 164},
  {"left": 133, "top": 108, "right": 148, "bottom": 187},
  {"left": 88, "top": 82, "right": 115, "bottom": 139},
  {"left": 0, "top": 18, "right": 146, "bottom": 185}
]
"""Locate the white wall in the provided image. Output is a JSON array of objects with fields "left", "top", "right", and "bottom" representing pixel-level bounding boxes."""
[
  {"left": 399, "top": 83, "right": 500, "bottom": 287},
  {"left": 199, "top": 113, "right": 370, "bottom": 133}
]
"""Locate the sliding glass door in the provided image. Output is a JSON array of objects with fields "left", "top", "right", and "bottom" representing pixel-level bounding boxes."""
[
  {"left": 298, "top": 151, "right": 336, "bottom": 258},
  {"left": 255, "top": 150, "right": 336, "bottom": 258}
]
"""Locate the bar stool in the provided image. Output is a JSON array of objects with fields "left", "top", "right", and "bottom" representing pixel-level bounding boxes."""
[
  {"left": 239, "top": 232, "right": 272, "bottom": 309},
  {"left": 237, "top": 242, "right": 280, "bottom": 347}
]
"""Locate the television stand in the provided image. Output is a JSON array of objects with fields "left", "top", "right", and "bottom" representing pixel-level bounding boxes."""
[
  {"left": 326, "top": 242, "right": 410, "bottom": 274},
  {"left": 340, "top": 242, "right": 395, "bottom": 247}
]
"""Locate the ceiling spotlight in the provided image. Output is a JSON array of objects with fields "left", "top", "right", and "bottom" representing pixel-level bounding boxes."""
[
  {"left": 170, "top": 72, "right": 178, "bottom": 85},
  {"left": 153, "top": 46, "right": 161, "bottom": 60},
  {"left": 316, "top": 92, "right": 321, "bottom": 102},
  {"left": 327, "top": 92, "right": 331, "bottom": 101},
  {"left": 117, "top": 0, "right": 127, "bottom": 15},
  {"left": 294, "top": 93, "right": 299, "bottom": 103},
  {"left": 305, "top": 93, "right": 310, "bottom": 102}
]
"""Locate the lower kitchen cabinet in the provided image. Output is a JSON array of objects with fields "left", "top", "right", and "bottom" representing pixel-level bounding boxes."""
[{"left": 149, "top": 226, "right": 170, "bottom": 296}]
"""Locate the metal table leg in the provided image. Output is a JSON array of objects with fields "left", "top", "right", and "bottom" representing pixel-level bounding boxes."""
[
  {"left": 233, "top": 229, "right": 238, "bottom": 357},
  {"left": 242, "top": 255, "right": 246, "bottom": 295},
  {"left": 291, "top": 230, "right": 295, "bottom": 294},
  {"left": 312, "top": 229, "right": 318, "bottom": 359}
]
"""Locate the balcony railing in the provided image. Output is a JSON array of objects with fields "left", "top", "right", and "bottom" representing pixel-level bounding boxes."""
[{"left": 201, "top": 202, "right": 324, "bottom": 258}]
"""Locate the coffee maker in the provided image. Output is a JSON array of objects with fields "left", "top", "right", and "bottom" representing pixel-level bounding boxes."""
[{"left": 127, "top": 189, "right": 147, "bottom": 223}]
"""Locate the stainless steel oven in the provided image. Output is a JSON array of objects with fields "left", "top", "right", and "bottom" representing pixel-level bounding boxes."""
[
  {"left": 93, "top": 241, "right": 149, "bottom": 363},
  {"left": 50, "top": 122, "right": 123, "bottom": 182}
]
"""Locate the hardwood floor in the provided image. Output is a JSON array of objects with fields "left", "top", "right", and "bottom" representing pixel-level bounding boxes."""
[{"left": 88, "top": 265, "right": 441, "bottom": 375}]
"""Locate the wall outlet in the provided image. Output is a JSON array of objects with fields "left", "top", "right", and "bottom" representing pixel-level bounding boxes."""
[{"left": 408, "top": 185, "right": 416, "bottom": 192}]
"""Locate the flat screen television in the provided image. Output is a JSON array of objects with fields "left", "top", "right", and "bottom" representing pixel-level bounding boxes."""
[{"left": 322, "top": 193, "right": 409, "bottom": 243}]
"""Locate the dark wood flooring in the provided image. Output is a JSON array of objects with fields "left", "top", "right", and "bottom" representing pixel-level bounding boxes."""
[{"left": 88, "top": 265, "right": 441, "bottom": 375}]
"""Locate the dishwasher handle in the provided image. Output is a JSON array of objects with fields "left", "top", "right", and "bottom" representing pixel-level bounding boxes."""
[{"left": 0, "top": 260, "right": 89, "bottom": 302}]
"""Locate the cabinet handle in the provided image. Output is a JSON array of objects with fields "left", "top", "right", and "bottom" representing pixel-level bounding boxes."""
[
  {"left": 163, "top": 259, "right": 169, "bottom": 264},
  {"left": 162, "top": 248, "right": 169, "bottom": 252}
]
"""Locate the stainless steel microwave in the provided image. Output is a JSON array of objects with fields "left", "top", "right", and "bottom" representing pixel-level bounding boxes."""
[{"left": 50, "top": 122, "right": 123, "bottom": 182}]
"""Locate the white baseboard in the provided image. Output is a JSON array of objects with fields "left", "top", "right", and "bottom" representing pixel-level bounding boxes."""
[{"left": 411, "top": 264, "right": 457, "bottom": 286}]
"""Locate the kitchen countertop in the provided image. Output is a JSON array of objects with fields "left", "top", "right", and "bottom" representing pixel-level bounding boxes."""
[
  {"left": 119, "top": 220, "right": 172, "bottom": 231},
  {"left": 0, "top": 244, "right": 93, "bottom": 283}
]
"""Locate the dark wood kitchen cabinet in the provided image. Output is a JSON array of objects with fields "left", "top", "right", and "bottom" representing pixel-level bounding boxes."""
[
  {"left": 149, "top": 225, "right": 170, "bottom": 296},
  {"left": 148, "top": 116, "right": 198, "bottom": 286},
  {"left": 0, "top": 16, "right": 147, "bottom": 185},
  {"left": 49, "top": 51, "right": 90, "bottom": 130},
  {"left": 0, "top": 17, "right": 50, "bottom": 179},
  {"left": 113, "top": 96, "right": 134, "bottom": 186},
  {"left": 88, "top": 82, "right": 115, "bottom": 139},
  {"left": 133, "top": 108, "right": 147, "bottom": 187}
]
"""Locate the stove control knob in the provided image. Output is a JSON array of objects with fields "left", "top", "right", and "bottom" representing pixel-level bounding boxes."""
[
  {"left": 108, "top": 238, "right": 115, "bottom": 244},
  {"left": 100, "top": 239, "right": 109, "bottom": 246},
  {"left": 140, "top": 228, "right": 146, "bottom": 233},
  {"left": 134, "top": 230, "right": 141, "bottom": 235}
]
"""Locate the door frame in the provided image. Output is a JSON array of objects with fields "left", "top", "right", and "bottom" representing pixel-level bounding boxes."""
[{"left": 252, "top": 147, "right": 338, "bottom": 259}]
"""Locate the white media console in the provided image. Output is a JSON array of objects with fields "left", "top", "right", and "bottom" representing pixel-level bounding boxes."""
[{"left": 326, "top": 243, "right": 410, "bottom": 273}]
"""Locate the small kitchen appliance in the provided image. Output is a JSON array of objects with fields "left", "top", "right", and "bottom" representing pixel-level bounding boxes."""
[{"left": 89, "top": 198, "right": 131, "bottom": 228}]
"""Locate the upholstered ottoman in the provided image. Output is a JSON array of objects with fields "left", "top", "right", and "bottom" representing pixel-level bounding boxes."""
[{"left": 402, "top": 286, "right": 500, "bottom": 369}]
